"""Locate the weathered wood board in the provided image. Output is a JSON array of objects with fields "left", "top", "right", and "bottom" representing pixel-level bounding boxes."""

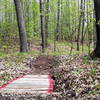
[{"left": 0, "top": 75, "right": 54, "bottom": 94}]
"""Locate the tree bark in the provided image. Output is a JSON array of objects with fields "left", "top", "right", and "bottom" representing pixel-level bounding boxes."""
[
  {"left": 77, "top": 0, "right": 83, "bottom": 51},
  {"left": 56, "top": 0, "right": 60, "bottom": 41},
  {"left": 81, "top": 0, "right": 85, "bottom": 52},
  {"left": 14, "top": 0, "right": 28, "bottom": 52},
  {"left": 91, "top": 0, "right": 100, "bottom": 57},
  {"left": 45, "top": 0, "right": 49, "bottom": 47},
  {"left": 39, "top": 0, "right": 46, "bottom": 52}
]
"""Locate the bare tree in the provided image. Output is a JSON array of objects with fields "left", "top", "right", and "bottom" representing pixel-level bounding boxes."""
[
  {"left": 14, "top": 0, "right": 28, "bottom": 52},
  {"left": 39, "top": 0, "right": 46, "bottom": 52},
  {"left": 77, "top": 0, "right": 83, "bottom": 51},
  {"left": 56, "top": 0, "right": 60, "bottom": 41},
  {"left": 45, "top": 0, "right": 49, "bottom": 47}
]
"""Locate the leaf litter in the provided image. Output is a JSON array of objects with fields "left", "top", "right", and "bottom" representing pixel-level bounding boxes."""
[{"left": 0, "top": 54, "right": 100, "bottom": 100}]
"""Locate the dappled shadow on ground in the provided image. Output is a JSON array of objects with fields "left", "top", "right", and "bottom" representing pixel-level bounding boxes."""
[
  {"left": 0, "top": 55, "right": 100, "bottom": 100},
  {"left": 24, "top": 55, "right": 100, "bottom": 99},
  {"left": 51, "top": 55, "right": 100, "bottom": 100}
]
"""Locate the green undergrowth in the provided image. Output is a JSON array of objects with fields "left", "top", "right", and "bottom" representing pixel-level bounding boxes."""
[
  {"left": 0, "top": 52, "right": 8, "bottom": 57},
  {"left": 0, "top": 41, "right": 94, "bottom": 60},
  {"left": 16, "top": 50, "right": 40, "bottom": 56},
  {"left": 82, "top": 55, "right": 100, "bottom": 65}
]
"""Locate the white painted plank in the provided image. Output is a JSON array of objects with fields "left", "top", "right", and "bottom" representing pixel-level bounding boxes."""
[
  {"left": 24, "top": 75, "right": 48, "bottom": 78},
  {"left": 2, "top": 88, "right": 49, "bottom": 90}
]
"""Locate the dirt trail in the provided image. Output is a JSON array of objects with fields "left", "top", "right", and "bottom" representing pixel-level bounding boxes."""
[{"left": 27, "top": 55, "right": 60, "bottom": 75}]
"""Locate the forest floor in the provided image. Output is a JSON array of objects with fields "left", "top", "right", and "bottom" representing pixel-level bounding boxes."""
[
  {"left": 0, "top": 41, "right": 99, "bottom": 100},
  {"left": 0, "top": 54, "right": 100, "bottom": 100}
]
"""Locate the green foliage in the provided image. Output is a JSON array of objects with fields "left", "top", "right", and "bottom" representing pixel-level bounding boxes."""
[
  {"left": 0, "top": 52, "right": 7, "bottom": 57},
  {"left": 17, "top": 51, "right": 40, "bottom": 57},
  {"left": 95, "top": 84, "right": 100, "bottom": 89},
  {"left": 89, "top": 68, "right": 97, "bottom": 76},
  {"left": 82, "top": 55, "right": 91, "bottom": 64},
  {"left": 89, "top": 90, "right": 100, "bottom": 95},
  {"left": 0, "top": 0, "right": 95, "bottom": 54}
]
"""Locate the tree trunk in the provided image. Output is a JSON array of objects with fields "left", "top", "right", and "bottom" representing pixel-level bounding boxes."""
[
  {"left": 92, "top": 0, "right": 100, "bottom": 57},
  {"left": 14, "top": 0, "right": 28, "bottom": 52},
  {"left": 39, "top": 0, "right": 46, "bottom": 52},
  {"left": 81, "top": 0, "right": 85, "bottom": 52},
  {"left": 45, "top": 0, "right": 49, "bottom": 47},
  {"left": 77, "top": 0, "right": 83, "bottom": 51},
  {"left": 56, "top": 0, "right": 60, "bottom": 41}
]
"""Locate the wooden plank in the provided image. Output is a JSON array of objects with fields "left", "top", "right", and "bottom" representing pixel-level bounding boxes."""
[
  {"left": 2, "top": 88, "right": 49, "bottom": 90},
  {"left": 0, "top": 89, "right": 48, "bottom": 94},
  {"left": 10, "top": 81, "right": 49, "bottom": 84},
  {"left": 24, "top": 75, "right": 49, "bottom": 78},
  {"left": 0, "top": 75, "right": 54, "bottom": 94},
  {"left": 10, "top": 80, "right": 49, "bottom": 83},
  {"left": 7, "top": 84, "right": 49, "bottom": 86},
  {"left": 6, "top": 84, "right": 49, "bottom": 88}
]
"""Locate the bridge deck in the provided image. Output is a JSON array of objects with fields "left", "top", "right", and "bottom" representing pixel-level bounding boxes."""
[{"left": 0, "top": 75, "right": 54, "bottom": 94}]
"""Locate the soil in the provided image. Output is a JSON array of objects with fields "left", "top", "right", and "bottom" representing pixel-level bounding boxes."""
[{"left": 27, "top": 55, "right": 60, "bottom": 75}]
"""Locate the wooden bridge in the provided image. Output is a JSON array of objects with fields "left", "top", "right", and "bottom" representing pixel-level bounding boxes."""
[{"left": 0, "top": 75, "right": 54, "bottom": 95}]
